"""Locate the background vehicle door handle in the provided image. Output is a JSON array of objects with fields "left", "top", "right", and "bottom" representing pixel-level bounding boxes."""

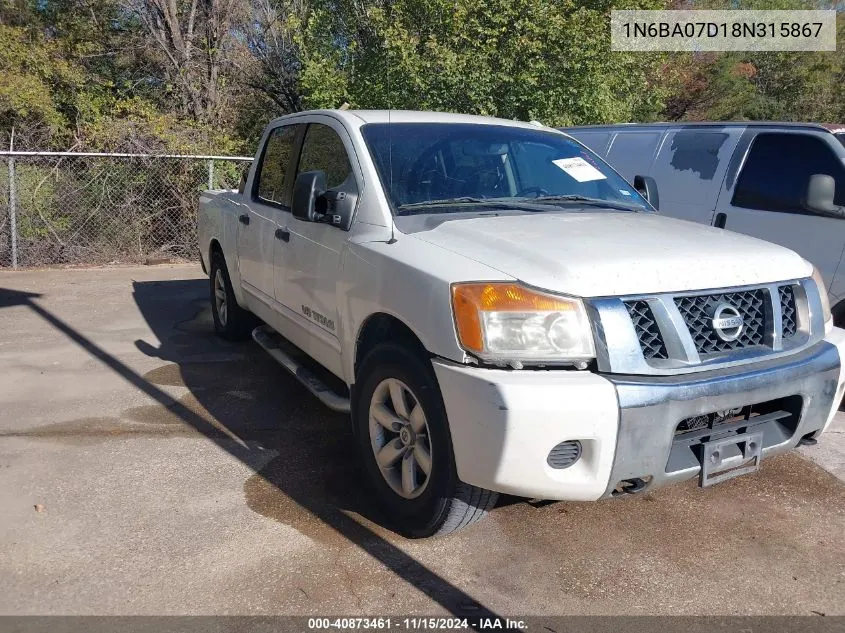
[
  {"left": 275, "top": 228, "right": 290, "bottom": 242},
  {"left": 238, "top": 214, "right": 250, "bottom": 225},
  {"left": 714, "top": 212, "right": 727, "bottom": 229}
]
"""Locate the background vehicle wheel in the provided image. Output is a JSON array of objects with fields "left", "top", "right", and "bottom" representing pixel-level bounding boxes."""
[
  {"left": 209, "top": 250, "right": 256, "bottom": 341},
  {"left": 354, "top": 343, "right": 498, "bottom": 537}
]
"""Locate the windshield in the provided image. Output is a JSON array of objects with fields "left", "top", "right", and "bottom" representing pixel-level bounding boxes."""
[
  {"left": 360, "top": 122, "right": 651, "bottom": 214},
  {"left": 837, "top": 133, "right": 845, "bottom": 149}
]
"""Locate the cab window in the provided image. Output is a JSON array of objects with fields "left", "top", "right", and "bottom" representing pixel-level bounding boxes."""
[
  {"left": 256, "top": 124, "right": 299, "bottom": 207},
  {"left": 296, "top": 124, "right": 355, "bottom": 189},
  {"left": 732, "top": 133, "right": 845, "bottom": 213},
  {"left": 361, "top": 123, "right": 649, "bottom": 212}
]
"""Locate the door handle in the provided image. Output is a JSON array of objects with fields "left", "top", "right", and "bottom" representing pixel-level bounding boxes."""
[
  {"left": 714, "top": 212, "right": 727, "bottom": 229},
  {"left": 275, "top": 228, "right": 290, "bottom": 242},
  {"left": 238, "top": 214, "right": 250, "bottom": 225}
]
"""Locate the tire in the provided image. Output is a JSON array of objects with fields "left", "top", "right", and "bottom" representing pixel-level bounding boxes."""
[
  {"left": 354, "top": 343, "right": 498, "bottom": 537},
  {"left": 209, "top": 250, "right": 256, "bottom": 341}
]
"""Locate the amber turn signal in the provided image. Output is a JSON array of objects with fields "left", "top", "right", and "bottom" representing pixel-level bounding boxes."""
[{"left": 451, "top": 282, "right": 580, "bottom": 355}]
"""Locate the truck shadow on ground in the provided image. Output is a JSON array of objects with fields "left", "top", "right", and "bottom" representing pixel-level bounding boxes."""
[
  {"left": 129, "top": 278, "right": 501, "bottom": 615},
  {"left": 0, "top": 281, "right": 503, "bottom": 620},
  {"left": 131, "top": 279, "right": 390, "bottom": 542}
]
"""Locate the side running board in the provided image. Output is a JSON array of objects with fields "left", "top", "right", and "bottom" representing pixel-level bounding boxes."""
[{"left": 251, "top": 325, "right": 351, "bottom": 413}]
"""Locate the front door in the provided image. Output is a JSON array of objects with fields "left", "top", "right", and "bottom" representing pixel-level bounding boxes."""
[
  {"left": 713, "top": 131, "right": 845, "bottom": 295},
  {"left": 281, "top": 120, "right": 359, "bottom": 375}
]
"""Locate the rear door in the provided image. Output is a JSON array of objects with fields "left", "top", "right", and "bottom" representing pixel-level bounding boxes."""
[
  {"left": 238, "top": 123, "right": 300, "bottom": 301},
  {"left": 713, "top": 131, "right": 845, "bottom": 293}
]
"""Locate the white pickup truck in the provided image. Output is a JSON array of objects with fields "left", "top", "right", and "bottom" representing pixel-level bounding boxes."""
[{"left": 199, "top": 110, "right": 845, "bottom": 537}]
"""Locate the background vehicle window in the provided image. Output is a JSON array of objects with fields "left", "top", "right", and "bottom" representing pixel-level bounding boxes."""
[
  {"left": 257, "top": 125, "right": 298, "bottom": 206},
  {"left": 732, "top": 133, "right": 845, "bottom": 212},
  {"left": 297, "top": 124, "right": 354, "bottom": 189}
]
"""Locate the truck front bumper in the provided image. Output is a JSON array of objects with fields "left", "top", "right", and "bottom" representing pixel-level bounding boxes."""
[{"left": 432, "top": 328, "right": 845, "bottom": 501}]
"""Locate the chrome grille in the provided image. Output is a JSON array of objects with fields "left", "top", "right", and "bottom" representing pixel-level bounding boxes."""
[
  {"left": 675, "top": 290, "right": 766, "bottom": 354},
  {"left": 624, "top": 300, "right": 668, "bottom": 359},
  {"left": 779, "top": 285, "right": 797, "bottom": 339},
  {"left": 593, "top": 278, "right": 819, "bottom": 375}
]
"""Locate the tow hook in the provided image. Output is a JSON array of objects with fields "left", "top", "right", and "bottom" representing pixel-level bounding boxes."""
[
  {"left": 612, "top": 477, "right": 650, "bottom": 496},
  {"left": 798, "top": 433, "right": 819, "bottom": 447}
]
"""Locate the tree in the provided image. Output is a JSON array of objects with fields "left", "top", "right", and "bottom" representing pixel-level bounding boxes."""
[
  {"left": 662, "top": 0, "right": 845, "bottom": 122},
  {"left": 126, "top": 0, "right": 247, "bottom": 125},
  {"left": 0, "top": 22, "right": 86, "bottom": 148},
  {"left": 297, "top": 0, "right": 670, "bottom": 126},
  {"left": 242, "top": 0, "right": 305, "bottom": 114}
]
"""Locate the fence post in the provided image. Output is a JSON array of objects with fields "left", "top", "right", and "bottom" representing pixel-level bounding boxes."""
[
  {"left": 8, "top": 152, "right": 18, "bottom": 269},
  {"left": 207, "top": 159, "right": 214, "bottom": 190}
]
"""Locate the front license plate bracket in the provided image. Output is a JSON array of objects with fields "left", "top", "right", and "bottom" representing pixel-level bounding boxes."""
[{"left": 699, "top": 431, "right": 763, "bottom": 487}]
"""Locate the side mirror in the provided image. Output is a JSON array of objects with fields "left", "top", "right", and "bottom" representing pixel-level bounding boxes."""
[
  {"left": 634, "top": 175, "right": 660, "bottom": 210},
  {"left": 292, "top": 170, "right": 327, "bottom": 221},
  {"left": 237, "top": 172, "right": 247, "bottom": 195},
  {"left": 805, "top": 174, "right": 844, "bottom": 216}
]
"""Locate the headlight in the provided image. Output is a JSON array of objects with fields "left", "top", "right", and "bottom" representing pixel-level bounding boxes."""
[
  {"left": 811, "top": 266, "right": 832, "bottom": 331},
  {"left": 451, "top": 282, "right": 595, "bottom": 365}
]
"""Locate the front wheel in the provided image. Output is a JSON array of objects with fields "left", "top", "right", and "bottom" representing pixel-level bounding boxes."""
[{"left": 354, "top": 343, "right": 498, "bottom": 537}]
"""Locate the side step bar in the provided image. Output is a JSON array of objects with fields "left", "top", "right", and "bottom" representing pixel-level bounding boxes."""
[{"left": 251, "top": 325, "right": 351, "bottom": 413}]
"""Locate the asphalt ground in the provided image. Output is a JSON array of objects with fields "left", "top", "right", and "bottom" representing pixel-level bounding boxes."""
[{"left": 1, "top": 265, "right": 844, "bottom": 615}]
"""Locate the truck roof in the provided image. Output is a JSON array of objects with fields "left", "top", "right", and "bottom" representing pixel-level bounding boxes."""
[{"left": 267, "top": 109, "right": 553, "bottom": 131}]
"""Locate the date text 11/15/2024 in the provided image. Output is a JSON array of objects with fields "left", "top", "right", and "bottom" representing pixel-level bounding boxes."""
[{"left": 307, "top": 617, "right": 527, "bottom": 630}]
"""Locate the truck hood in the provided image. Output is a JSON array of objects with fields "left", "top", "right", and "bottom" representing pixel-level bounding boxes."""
[{"left": 403, "top": 212, "right": 811, "bottom": 297}]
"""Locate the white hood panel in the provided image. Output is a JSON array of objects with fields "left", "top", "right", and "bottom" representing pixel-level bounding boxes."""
[{"left": 406, "top": 212, "right": 811, "bottom": 297}]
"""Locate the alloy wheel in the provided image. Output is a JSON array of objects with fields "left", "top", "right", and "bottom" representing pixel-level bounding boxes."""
[{"left": 368, "top": 378, "right": 433, "bottom": 499}]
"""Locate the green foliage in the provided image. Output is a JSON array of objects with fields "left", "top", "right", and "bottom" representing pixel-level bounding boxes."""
[
  {"left": 13, "top": 163, "right": 71, "bottom": 240},
  {"left": 664, "top": 0, "right": 845, "bottom": 122},
  {"left": 1, "top": 0, "right": 844, "bottom": 153},
  {"left": 298, "top": 0, "right": 671, "bottom": 125},
  {"left": 80, "top": 97, "right": 244, "bottom": 155},
  {"left": 0, "top": 24, "right": 86, "bottom": 137}
]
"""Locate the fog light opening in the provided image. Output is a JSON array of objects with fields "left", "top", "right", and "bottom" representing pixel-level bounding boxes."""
[{"left": 547, "top": 440, "right": 582, "bottom": 469}]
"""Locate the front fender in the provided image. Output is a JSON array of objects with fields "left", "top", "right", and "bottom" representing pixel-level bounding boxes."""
[{"left": 338, "top": 232, "right": 513, "bottom": 385}]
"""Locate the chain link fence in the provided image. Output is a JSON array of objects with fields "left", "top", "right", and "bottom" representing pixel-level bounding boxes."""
[{"left": 0, "top": 152, "right": 253, "bottom": 268}]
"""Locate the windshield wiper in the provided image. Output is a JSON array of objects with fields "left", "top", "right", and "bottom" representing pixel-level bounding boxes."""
[
  {"left": 396, "top": 197, "right": 531, "bottom": 216},
  {"left": 396, "top": 196, "right": 490, "bottom": 215},
  {"left": 395, "top": 195, "right": 645, "bottom": 216},
  {"left": 396, "top": 196, "right": 582, "bottom": 215},
  {"left": 527, "top": 195, "right": 647, "bottom": 212}
]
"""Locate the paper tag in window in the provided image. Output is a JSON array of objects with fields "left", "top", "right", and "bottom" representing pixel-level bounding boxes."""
[{"left": 553, "top": 157, "right": 607, "bottom": 182}]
